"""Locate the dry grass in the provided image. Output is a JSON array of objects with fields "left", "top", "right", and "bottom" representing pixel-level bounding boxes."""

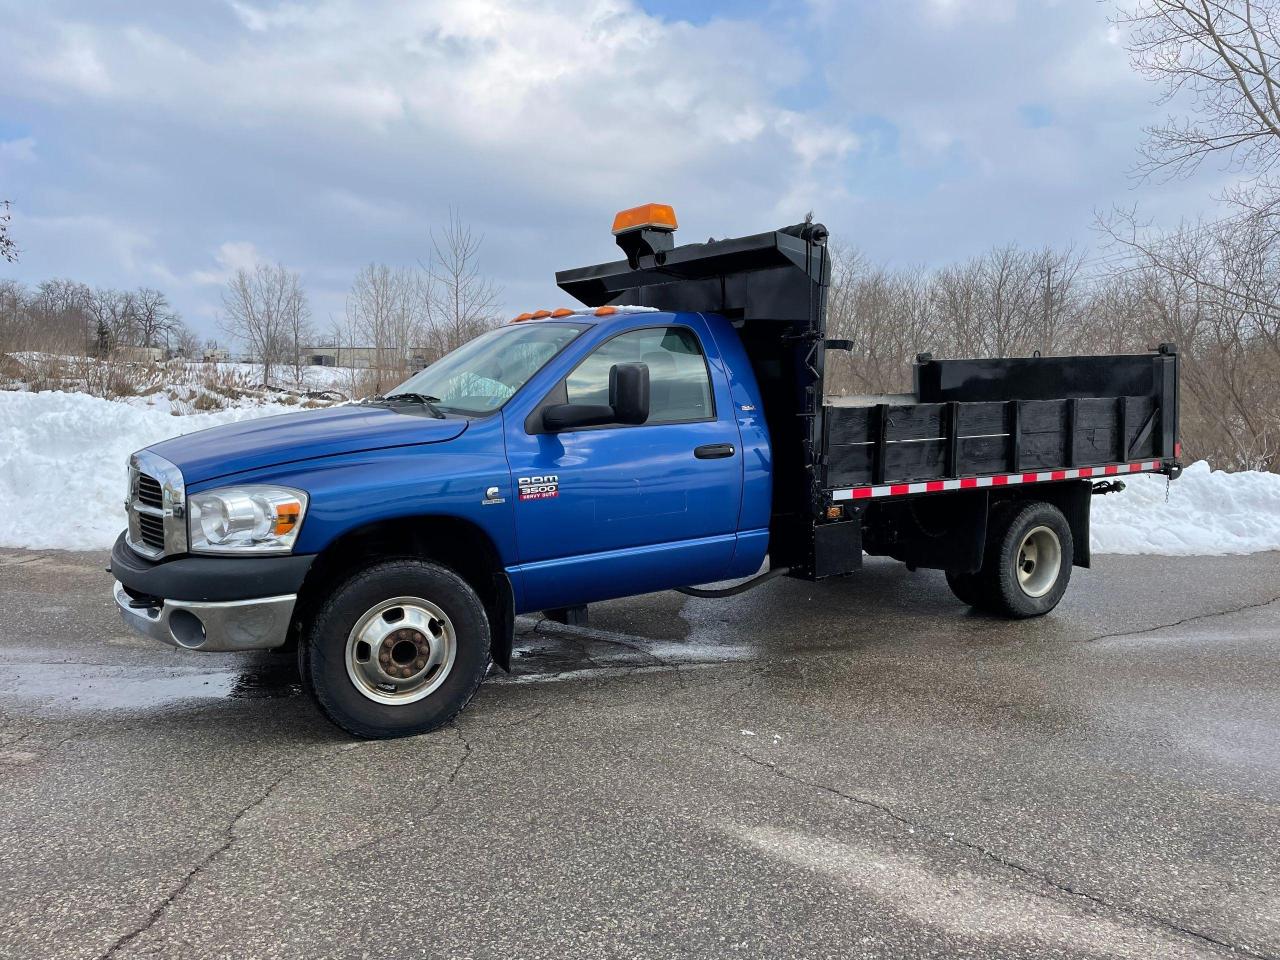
[{"left": 0, "top": 353, "right": 343, "bottom": 417}]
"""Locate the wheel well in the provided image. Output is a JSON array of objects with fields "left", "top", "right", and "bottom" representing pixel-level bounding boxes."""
[{"left": 291, "top": 516, "right": 515, "bottom": 670}]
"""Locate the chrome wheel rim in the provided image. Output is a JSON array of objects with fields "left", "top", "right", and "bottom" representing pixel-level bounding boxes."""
[
  {"left": 1016, "top": 525, "right": 1062, "bottom": 598},
  {"left": 345, "top": 596, "right": 457, "bottom": 705}
]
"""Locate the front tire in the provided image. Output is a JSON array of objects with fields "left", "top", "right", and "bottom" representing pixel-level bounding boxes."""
[
  {"left": 975, "top": 501, "right": 1073, "bottom": 618},
  {"left": 300, "top": 560, "right": 491, "bottom": 739}
]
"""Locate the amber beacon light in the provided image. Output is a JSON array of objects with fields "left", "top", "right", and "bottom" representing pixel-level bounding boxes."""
[
  {"left": 612, "top": 203, "right": 679, "bottom": 266},
  {"left": 611, "top": 203, "right": 678, "bottom": 235}
]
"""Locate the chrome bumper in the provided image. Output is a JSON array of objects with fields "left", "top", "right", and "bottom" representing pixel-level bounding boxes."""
[{"left": 113, "top": 580, "right": 296, "bottom": 652}]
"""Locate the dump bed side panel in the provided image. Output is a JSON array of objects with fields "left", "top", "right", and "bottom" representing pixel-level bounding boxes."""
[{"left": 823, "top": 348, "right": 1179, "bottom": 495}]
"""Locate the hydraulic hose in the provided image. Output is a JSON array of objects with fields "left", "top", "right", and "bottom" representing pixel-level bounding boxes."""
[{"left": 675, "top": 566, "right": 791, "bottom": 599}]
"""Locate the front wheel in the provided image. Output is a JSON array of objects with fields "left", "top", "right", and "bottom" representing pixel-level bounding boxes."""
[
  {"left": 300, "top": 560, "right": 491, "bottom": 738},
  {"left": 975, "top": 501, "right": 1073, "bottom": 618}
]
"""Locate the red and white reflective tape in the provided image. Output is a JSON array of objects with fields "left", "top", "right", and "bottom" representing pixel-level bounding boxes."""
[{"left": 830, "top": 460, "right": 1165, "bottom": 502}]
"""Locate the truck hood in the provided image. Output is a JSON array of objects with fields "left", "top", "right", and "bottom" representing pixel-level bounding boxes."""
[{"left": 146, "top": 404, "right": 469, "bottom": 484}]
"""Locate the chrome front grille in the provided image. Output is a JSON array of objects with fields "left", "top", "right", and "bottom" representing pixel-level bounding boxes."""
[
  {"left": 126, "top": 451, "right": 187, "bottom": 559},
  {"left": 137, "top": 473, "right": 163, "bottom": 509},
  {"left": 136, "top": 508, "right": 165, "bottom": 550}
]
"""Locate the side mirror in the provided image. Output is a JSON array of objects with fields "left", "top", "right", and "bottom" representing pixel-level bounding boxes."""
[
  {"left": 609, "top": 362, "right": 650, "bottom": 425},
  {"left": 541, "top": 362, "right": 651, "bottom": 432},
  {"left": 542, "top": 403, "right": 615, "bottom": 432}
]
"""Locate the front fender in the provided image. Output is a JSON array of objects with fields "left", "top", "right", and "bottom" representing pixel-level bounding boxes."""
[{"left": 186, "top": 417, "right": 518, "bottom": 566}]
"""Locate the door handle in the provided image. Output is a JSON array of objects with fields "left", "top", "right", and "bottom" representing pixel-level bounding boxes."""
[{"left": 694, "top": 443, "right": 735, "bottom": 459}]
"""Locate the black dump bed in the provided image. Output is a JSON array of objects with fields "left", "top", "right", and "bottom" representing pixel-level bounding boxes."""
[{"left": 824, "top": 350, "right": 1179, "bottom": 494}]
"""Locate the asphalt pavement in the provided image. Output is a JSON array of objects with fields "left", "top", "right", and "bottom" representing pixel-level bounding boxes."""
[{"left": 1, "top": 548, "right": 1278, "bottom": 959}]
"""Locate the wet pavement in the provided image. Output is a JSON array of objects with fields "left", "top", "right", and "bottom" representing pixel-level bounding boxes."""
[{"left": 1, "top": 547, "right": 1278, "bottom": 959}]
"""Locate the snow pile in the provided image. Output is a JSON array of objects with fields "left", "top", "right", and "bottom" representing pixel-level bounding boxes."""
[
  {"left": 0, "top": 390, "right": 298, "bottom": 550},
  {"left": 1, "top": 388, "right": 1279, "bottom": 555},
  {"left": 1091, "top": 460, "right": 1280, "bottom": 555}
]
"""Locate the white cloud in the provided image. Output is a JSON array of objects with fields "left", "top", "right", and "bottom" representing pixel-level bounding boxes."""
[
  {"left": 22, "top": 24, "right": 114, "bottom": 97},
  {"left": 922, "top": 0, "right": 1019, "bottom": 24},
  {"left": 19, "top": 214, "right": 160, "bottom": 277},
  {"left": 0, "top": 1, "right": 846, "bottom": 182},
  {"left": 191, "top": 241, "right": 264, "bottom": 286},
  {"left": 0, "top": 137, "right": 36, "bottom": 172}
]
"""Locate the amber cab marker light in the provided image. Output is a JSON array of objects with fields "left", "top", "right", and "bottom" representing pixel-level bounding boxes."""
[
  {"left": 611, "top": 203, "right": 678, "bottom": 235},
  {"left": 551, "top": 308, "right": 574, "bottom": 318},
  {"left": 531, "top": 310, "right": 551, "bottom": 319},
  {"left": 512, "top": 312, "right": 533, "bottom": 323},
  {"left": 594, "top": 306, "right": 618, "bottom": 317}
]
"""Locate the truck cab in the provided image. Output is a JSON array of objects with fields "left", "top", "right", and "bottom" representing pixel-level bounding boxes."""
[{"left": 112, "top": 205, "right": 1180, "bottom": 738}]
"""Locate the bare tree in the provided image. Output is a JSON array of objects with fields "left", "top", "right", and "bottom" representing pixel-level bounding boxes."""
[
  {"left": 220, "top": 262, "right": 308, "bottom": 388},
  {"left": 1104, "top": 2, "right": 1280, "bottom": 467},
  {"left": 132, "top": 288, "right": 181, "bottom": 350},
  {"left": 1118, "top": 0, "right": 1280, "bottom": 182},
  {"left": 345, "top": 264, "right": 427, "bottom": 393},
  {"left": 0, "top": 278, "right": 28, "bottom": 353},
  {"left": 0, "top": 200, "right": 16, "bottom": 263},
  {"left": 284, "top": 282, "right": 312, "bottom": 387},
  {"left": 423, "top": 209, "right": 502, "bottom": 357},
  {"left": 174, "top": 323, "right": 202, "bottom": 360},
  {"left": 30, "top": 279, "right": 95, "bottom": 354},
  {"left": 88, "top": 289, "right": 129, "bottom": 354}
]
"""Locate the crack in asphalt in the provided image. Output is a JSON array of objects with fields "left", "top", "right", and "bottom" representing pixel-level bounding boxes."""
[
  {"left": 435, "top": 724, "right": 473, "bottom": 805},
  {"left": 0, "top": 554, "right": 49, "bottom": 566},
  {"left": 337, "top": 724, "right": 472, "bottom": 864},
  {"left": 1087, "top": 594, "right": 1280, "bottom": 645},
  {"left": 733, "top": 750, "right": 1276, "bottom": 960},
  {"left": 98, "top": 742, "right": 361, "bottom": 960}
]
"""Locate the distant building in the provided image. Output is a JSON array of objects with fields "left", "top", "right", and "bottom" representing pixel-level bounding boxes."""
[
  {"left": 117, "top": 346, "right": 164, "bottom": 363},
  {"left": 302, "top": 345, "right": 376, "bottom": 369},
  {"left": 299, "top": 346, "right": 436, "bottom": 370},
  {"left": 202, "top": 347, "right": 231, "bottom": 363}
]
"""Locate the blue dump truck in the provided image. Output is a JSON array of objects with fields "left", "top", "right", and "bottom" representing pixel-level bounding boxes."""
[{"left": 111, "top": 205, "right": 1182, "bottom": 737}]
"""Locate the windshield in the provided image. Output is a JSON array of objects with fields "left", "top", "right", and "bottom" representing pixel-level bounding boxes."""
[{"left": 387, "top": 322, "right": 586, "bottom": 415}]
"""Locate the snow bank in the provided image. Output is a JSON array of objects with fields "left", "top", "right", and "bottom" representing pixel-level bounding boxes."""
[
  {"left": 1, "top": 389, "right": 1279, "bottom": 555},
  {"left": 0, "top": 391, "right": 297, "bottom": 550},
  {"left": 1091, "top": 460, "right": 1280, "bottom": 555}
]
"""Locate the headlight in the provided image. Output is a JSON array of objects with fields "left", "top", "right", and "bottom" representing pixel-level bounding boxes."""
[{"left": 187, "top": 485, "right": 308, "bottom": 555}]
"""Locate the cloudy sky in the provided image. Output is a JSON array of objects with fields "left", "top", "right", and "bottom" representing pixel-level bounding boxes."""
[{"left": 0, "top": 0, "right": 1229, "bottom": 339}]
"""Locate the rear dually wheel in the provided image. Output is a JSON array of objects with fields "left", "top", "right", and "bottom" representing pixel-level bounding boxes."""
[{"left": 975, "top": 501, "right": 1073, "bottom": 618}]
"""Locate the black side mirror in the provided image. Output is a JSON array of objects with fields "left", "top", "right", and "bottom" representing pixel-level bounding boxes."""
[
  {"left": 609, "top": 362, "right": 650, "bottom": 425},
  {"left": 541, "top": 362, "right": 651, "bottom": 432},
  {"left": 542, "top": 403, "right": 615, "bottom": 431}
]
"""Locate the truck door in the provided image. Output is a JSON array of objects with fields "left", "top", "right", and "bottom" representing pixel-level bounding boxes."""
[{"left": 504, "top": 318, "right": 743, "bottom": 611}]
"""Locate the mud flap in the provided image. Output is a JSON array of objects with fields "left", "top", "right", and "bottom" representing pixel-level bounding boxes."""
[{"left": 490, "top": 572, "right": 516, "bottom": 672}]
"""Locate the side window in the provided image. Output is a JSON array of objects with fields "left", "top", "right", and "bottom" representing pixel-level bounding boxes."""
[{"left": 565, "top": 327, "right": 714, "bottom": 424}]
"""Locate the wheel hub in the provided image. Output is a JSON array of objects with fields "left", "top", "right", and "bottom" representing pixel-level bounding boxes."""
[
  {"left": 1016, "top": 525, "right": 1062, "bottom": 599},
  {"left": 345, "top": 597, "right": 457, "bottom": 705},
  {"left": 379, "top": 629, "right": 431, "bottom": 679}
]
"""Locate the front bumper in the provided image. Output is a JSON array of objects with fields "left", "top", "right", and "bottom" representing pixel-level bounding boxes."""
[
  {"left": 114, "top": 580, "right": 296, "bottom": 651},
  {"left": 110, "top": 532, "right": 313, "bottom": 652}
]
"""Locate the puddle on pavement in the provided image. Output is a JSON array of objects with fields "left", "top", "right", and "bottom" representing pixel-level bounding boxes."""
[
  {"left": 0, "top": 660, "right": 302, "bottom": 714},
  {"left": 505, "top": 617, "right": 758, "bottom": 682}
]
